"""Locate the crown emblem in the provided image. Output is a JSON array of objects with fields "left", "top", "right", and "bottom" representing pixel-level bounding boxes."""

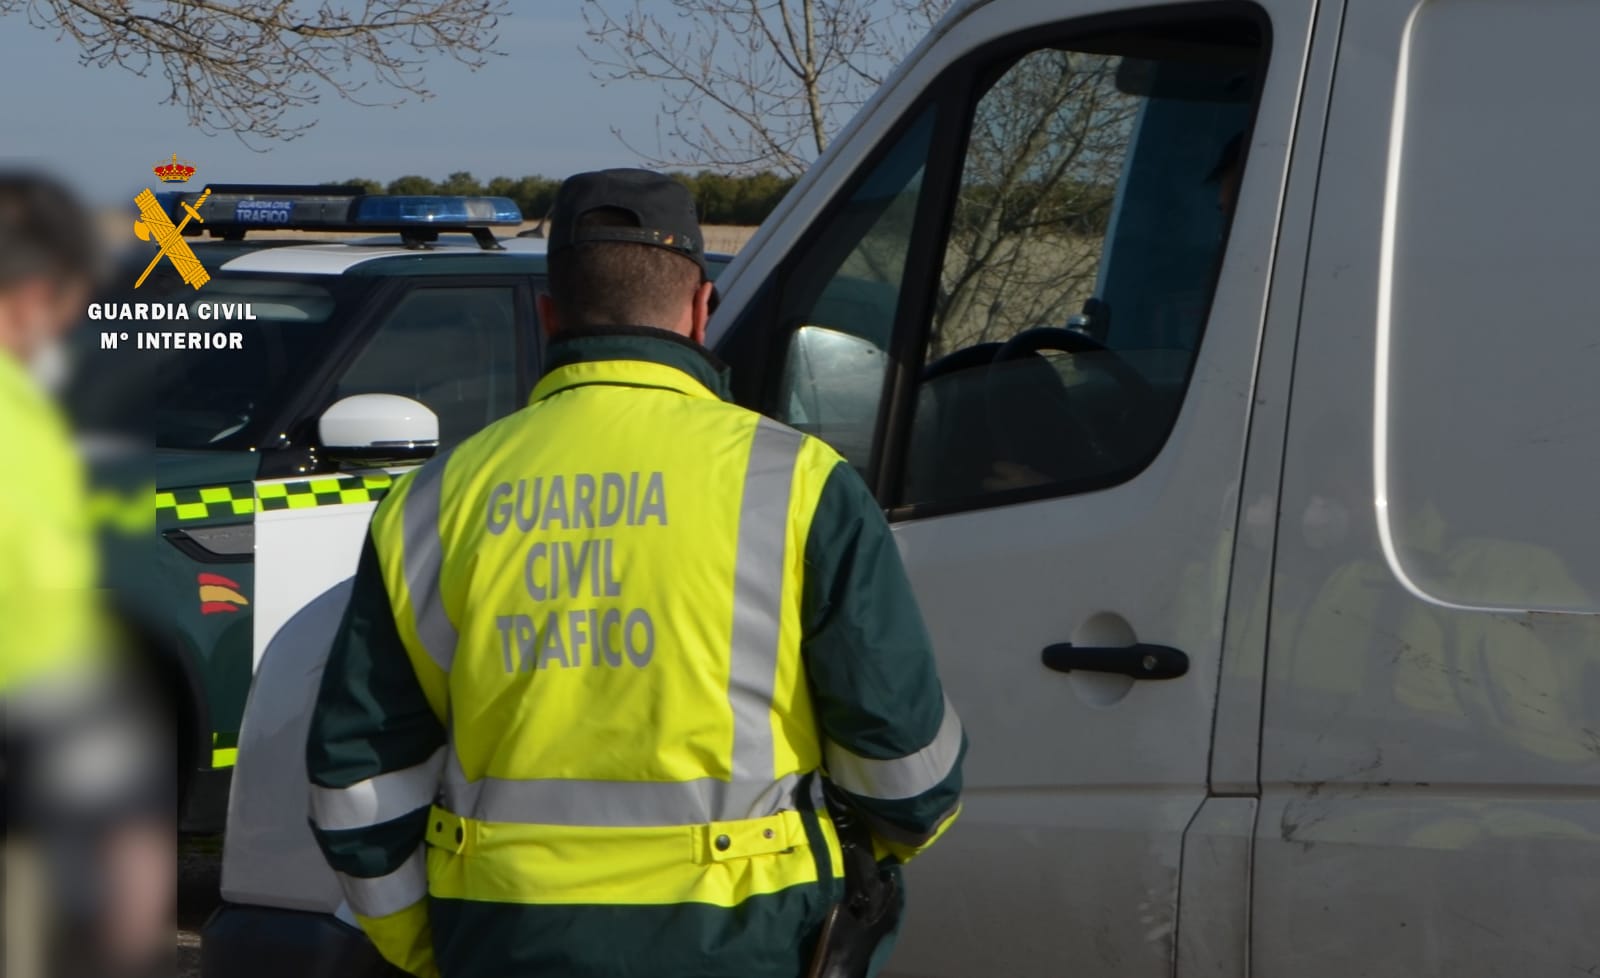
[{"left": 153, "top": 154, "right": 198, "bottom": 183}]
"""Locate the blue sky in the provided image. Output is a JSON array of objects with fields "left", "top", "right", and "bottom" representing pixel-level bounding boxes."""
[{"left": 0, "top": 7, "right": 675, "bottom": 205}]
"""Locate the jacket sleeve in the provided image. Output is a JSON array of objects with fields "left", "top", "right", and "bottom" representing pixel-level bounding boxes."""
[
  {"left": 306, "top": 531, "right": 446, "bottom": 978},
  {"left": 801, "top": 460, "right": 966, "bottom": 861}
]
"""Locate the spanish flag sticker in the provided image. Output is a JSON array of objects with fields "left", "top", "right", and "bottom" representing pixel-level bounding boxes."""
[{"left": 198, "top": 572, "right": 250, "bottom": 615}]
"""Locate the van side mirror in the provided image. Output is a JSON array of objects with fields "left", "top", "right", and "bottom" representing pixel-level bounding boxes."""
[
  {"left": 318, "top": 394, "right": 438, "bottom": 462},
  {"left": 776, "top": 324, "right": 888, "bottom": 465}
]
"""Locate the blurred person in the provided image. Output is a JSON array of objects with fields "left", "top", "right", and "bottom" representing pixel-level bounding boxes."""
[
  {"left": 0, "top": 172, "right": 100, "bottom": 686},
  {"left": 0, "top": 171, "right": 173, "bottom": 978}
]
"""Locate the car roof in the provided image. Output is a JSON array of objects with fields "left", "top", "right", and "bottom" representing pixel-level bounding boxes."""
[
  {"left": 206, "top": 235, "right": 733, "bottom": 279},
  {"left": 215, "top": 234, "right": 550, "bottom": 276}
]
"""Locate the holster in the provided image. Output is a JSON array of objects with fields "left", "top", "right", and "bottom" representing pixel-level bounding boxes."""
[{"left": 805, "top": 783, "right": 902, "bottom": 978}]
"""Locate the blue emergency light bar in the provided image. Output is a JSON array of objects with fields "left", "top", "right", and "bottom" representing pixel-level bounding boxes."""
[
  {"left": 355, "top": 195, "right": 522, "bottom": 225},
  {"left": 154, "top": 185, "right": 524, "bottom": 250}
]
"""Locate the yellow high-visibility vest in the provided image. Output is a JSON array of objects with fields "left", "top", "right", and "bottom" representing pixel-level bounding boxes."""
[
  {"left": 0, "top": 351, "right": 100, "bottom": 692},
  {"left": 367, "top": 355, "right": 848, "bottom": 914}
]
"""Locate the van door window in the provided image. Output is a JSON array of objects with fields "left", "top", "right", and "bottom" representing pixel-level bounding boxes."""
[
  {"left": 769, "top": 109, "right": 937, "bottom": 472},
  {"left": 902, "top": 37, "right": 1260, "bottom": 509}
]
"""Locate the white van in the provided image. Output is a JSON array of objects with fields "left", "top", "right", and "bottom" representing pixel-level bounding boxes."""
[{"left": 207, "top": 0, "right": 1600, "bottom": 975}]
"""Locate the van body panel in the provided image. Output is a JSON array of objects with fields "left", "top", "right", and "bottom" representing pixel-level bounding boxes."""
[
  {"left": 1254, "top": 792, "right": 1600, "bottom": 976},
  {"left": 1207, "top": 0, "right": 1345, "bottom": 796},
  {"left": 1378, "top": 0, "right": 1600, "bottom": 617},
  {"left": 1175, "top": 796, "right": 1256, "bottom": 978},
  {"left": 1257, "top": 0, "right": 1600, "bottom": 973}
]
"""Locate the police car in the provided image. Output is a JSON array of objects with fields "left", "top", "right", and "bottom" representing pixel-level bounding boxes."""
[{"left": 66, "top": 186, "right": 729, "bottom": 833}]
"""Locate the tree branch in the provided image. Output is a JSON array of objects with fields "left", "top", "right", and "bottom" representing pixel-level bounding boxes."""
[{"left": 21, "top": 0, "right": 504, "bottom": 143}]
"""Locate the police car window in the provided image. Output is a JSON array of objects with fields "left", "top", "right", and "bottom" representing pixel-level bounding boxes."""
[
  {"left": 336, "top": 286, "right": 517, "bottom": 449},
  {"left": 900, "top": 25, "right": 1263, "bottom": 510},
  {"left": 67, "top": 276, "right": 348, "bottom": 450},
  {"left": 769, "top": 108, "right": 936, "bottom": 472}
]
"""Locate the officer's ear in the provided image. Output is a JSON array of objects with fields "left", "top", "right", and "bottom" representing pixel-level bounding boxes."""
[
  {"left": 536, "top": 292, "right": 562, "bottom": 338},
  {"left": 689, "top": 279, "right": 714, "bottom": 345}
]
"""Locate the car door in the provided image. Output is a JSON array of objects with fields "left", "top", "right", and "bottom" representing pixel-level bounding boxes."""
[
  {"left": 251, "top": 279, "right": 530, "bottom": 669},
  {"left": 713, "top": 2, "right": 1311, "bottom": 973}
]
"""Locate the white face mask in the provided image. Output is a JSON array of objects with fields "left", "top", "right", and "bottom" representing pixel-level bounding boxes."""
[
  {"left": 28, "top": 336, "right": 70, "bottom": 394},
  {"left": 14, "top": 293, "right": 75, "bottom": 394}
]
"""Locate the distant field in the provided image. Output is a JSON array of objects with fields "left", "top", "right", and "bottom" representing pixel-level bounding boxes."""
[{"left": 701, "top": 225, "right": 758, "bottom": 255}]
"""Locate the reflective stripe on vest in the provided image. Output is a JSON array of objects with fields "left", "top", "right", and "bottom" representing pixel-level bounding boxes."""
[
  {"left": 824, "top": 693, "right": 964, "bottom": 802},
  {"left": 437, "top": 418, "right": 807, "bottom": 827},
  {"left": 423, "top": 797, "right": 845, "bottom": 909},
  {"left": 726, "top": 418, "right": 804, "bottom": 798},
  {"left": 442, "top": 752, "right": 802, "bottom": 828},
  {"left": 338, "top": 846, "right": 428, "bottom": 919},
  {"left": 310, "top": 747, "right": 445, "bottom": 833},
  {"left": 400, "top": 450, "right": 458, "bottom": 674}
]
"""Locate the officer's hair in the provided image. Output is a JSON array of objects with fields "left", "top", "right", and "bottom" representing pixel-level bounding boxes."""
[
  {"left": 0, "top": 171, "right": 99, "bottom": 290},
  {"left": 547, "top": 208, "right": 701, "bottom": 330}
]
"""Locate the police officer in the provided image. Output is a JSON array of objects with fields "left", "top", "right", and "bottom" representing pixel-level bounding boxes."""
[
  {"left": 0, "top": 172, "right": 173, "bottom": 978},
  {"left": 0, "top": 172, "right": 100, "bottom": 689},
  {"left": 307, "top": 169, "right": 966, "bottom": 978}
]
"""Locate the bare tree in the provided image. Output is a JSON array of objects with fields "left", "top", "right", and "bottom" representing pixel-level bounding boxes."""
[
  {"left": 932, "top": 49, "right": 1137, "bottom": 355},
  {"left": 6, "top": 0, "right": 506, "bottom": 142},
  {"left": 584, "top": 0, "right": 950, "bottom": 176}
]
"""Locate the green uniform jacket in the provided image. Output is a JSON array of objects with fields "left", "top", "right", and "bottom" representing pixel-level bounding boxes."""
[{"left": 307, "top": 327, "right": 965, "bottom": 978}]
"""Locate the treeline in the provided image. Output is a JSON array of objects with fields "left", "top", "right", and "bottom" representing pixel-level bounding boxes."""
[{"left": 327, "top": 171, "right": 797, "bottom": 226}]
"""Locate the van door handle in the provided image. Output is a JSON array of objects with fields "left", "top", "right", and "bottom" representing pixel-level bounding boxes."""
[{"left": 1040, "top": 643, "right": 1189, "bottom": 680}]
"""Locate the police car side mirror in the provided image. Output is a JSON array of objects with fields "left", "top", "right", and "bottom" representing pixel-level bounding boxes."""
[{"left": 319, "top": 394, "right": 439, "bottom": 462}]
